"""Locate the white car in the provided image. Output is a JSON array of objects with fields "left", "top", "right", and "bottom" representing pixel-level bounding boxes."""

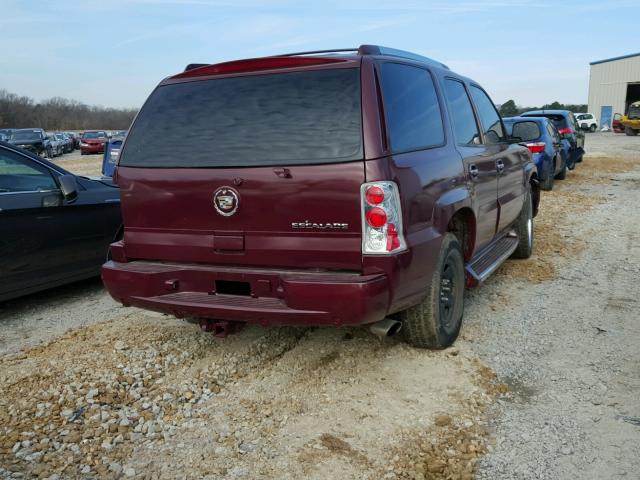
[{"left": 575, "top": 113, "right": 598, "bottom": 132}]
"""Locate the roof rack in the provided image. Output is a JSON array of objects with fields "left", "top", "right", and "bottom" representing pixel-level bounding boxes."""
[
  {"left": 359, "top": 45, "right": 449, "bottom": 70},
  {"left": 276, "top": 45, "right": 449, "bottom": 70},
  {"left": 184, "top": 45, "right": 449, "bottom": 74}
]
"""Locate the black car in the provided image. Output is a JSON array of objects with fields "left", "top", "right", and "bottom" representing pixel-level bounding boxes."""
[
  {"left": 0, "top": 141, "right": 122, "bottom": 302},
  {"left": 8, "top": 128, "right": 53, "bottom": 158},
  {"left": 521, "top": 110, "right": 585, "bottom": 168}
]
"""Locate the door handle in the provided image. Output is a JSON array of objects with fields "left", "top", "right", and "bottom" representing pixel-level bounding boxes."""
[
  {"left": 469, "top": 164, "right": 479, "bottom": 178},
  {"left": 496, "top": 159, "right": 505, "bottom": 173}
]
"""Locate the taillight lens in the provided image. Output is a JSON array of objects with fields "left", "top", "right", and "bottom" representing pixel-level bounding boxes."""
[
  {"left": 361, "top": 181, "right": 406, "bottom": 254},
  {"left": 525, "top": 142, "right": 546, "bottom": 154},
  {"left": 365, "top": 185, "right": 385, "bottom": 205},
  {"left": 558, "top": 127, "right": 572, "bottom": 135}
]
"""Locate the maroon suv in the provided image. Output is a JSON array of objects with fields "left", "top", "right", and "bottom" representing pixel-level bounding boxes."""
[{"left": 102, "top": 45, "right": 539, "bottom": 348}]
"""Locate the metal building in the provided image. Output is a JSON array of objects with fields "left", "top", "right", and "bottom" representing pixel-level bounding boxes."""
[{"left": 588, "top": 52, "right": 640, "bottom": 128}]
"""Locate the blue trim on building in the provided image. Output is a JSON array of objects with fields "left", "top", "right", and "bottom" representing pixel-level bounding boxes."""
[{"left": 590, "top": 52, "right": 640, "bottom": 66}]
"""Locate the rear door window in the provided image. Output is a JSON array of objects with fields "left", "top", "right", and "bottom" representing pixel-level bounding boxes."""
[
  {"left": 120, "top": 68, "right": 363, "bottom": 168},
  {"left": 469, "top": 86, "right": 505, "bottom": 144},
  {"left": 443, "top": 79, "right": 480, "bottom": 145},
  {"left": 379, "top": 63, "right": 444, "bottom": 152}
]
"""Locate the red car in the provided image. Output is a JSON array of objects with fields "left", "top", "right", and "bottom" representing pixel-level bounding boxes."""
[
  {"left": 80, "top": 130, "right": 108, "bottom": 154},
  {"left": 102, "top": 45, "right": 538, "bottom": 349}
]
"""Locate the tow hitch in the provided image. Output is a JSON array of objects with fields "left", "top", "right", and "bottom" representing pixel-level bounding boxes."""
[{"left": 198, "top": 320, "right": 245, "bottom": 338}]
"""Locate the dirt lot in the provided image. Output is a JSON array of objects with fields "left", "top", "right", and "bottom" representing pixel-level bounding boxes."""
[{"left": 0, "top": 133, "right": 638, "bottom": 479}]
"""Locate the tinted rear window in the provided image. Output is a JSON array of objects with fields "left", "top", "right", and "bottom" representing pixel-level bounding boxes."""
[
  {"left": 525, "top": 114, "right": 568, "bottom": 129},
  {"left": 505, "top": 121, "right": 541, "bottom": 141},
  {"left": 120, "top": 68, "right": 362, "bottom": 168}
]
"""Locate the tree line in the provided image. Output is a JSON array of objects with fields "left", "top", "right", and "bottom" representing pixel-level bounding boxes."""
[
  {"left": 499, "top": 99, "right": 588, "bottom": 117},
  {"left": 0, "top": 89, "right": 138, "bottom": 131}
]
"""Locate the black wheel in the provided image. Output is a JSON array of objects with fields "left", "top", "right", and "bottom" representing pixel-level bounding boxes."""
[
  {"left": 400, "top": 233, "right": 464, "bottom": 349},
  {"left": 541, "top": 159, "right": 555, "bottom": 191},
  {"left": 626, "top": 126, "right": 638, "bottom": 136},
  {"left": 512, "top": 187, "right": 533, "bottom": 259},
  {"left": 46, "top": 147, "right": 53, "bottom": 158},
  {"left": 590, "top": 124, "right": 597, "bottom": 132},
  {"left": 555, "top": 155, "right": 567, "bottom": 180}
]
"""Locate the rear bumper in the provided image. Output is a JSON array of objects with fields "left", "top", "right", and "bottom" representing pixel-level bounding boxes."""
[{"left": 101, "top": 260, "right": 389, "bottom": 327}]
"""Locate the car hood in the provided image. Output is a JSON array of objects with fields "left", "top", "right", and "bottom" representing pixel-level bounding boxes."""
[{"left": 83, "top": 138, "right": 106, "bottom": 144}]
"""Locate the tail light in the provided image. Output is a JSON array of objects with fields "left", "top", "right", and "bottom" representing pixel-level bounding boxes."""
[
  {"left": 525, "top": 142, "right": 546, "bottom": 154},
  {"left": 558, "top": 127, "right": 572, "bottom": 135},
  {"left": 361, "top": 181, "right": 407, "bottom": 254}
]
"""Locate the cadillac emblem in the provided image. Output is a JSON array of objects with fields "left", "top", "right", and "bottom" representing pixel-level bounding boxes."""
[{"left": 213, "top": 187, "right": 239, "bottom": 216}]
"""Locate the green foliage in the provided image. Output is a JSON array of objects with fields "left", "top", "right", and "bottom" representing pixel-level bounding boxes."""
[
  {"left": 499, "top": 99, "right": 519, "bottom": 116},
  {"left": 515, "top": 101, "right": 588, "bottom": 114}
]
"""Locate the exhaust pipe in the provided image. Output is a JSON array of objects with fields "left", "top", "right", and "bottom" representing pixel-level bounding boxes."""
[{"left": 369, "top": 318, "right": 402, "bottom": 339}]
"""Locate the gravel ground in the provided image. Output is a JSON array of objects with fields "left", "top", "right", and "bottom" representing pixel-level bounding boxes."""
[{"left": 0, "top": 132, "right": 638, "bottom": 479}]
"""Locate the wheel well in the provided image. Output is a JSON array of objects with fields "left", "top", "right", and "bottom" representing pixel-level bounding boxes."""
[
  {"left": 530, "top": 174, "right": 540, "bottom": 217},
  {"left": 447, "top": 208, "right": 476, "bottom": 261}
]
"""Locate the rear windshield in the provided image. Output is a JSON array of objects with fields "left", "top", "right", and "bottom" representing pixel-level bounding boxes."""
[
  {"left": 11, "top": 130, "right": 42, "bottom": 141},
  {"left": 525, "top": 114, "right": 567, "bottom": 130},
  {"left": 504, "top": 120, "right": 541, "bottom": 141},
  {"left": 120, "top": 68, "right": 363, "bottom": 168}
]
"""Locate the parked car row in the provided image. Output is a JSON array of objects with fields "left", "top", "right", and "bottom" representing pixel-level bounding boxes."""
[
  {"left": 0, "top": 128, "right": 127, "bottom": 159},
  {"left": 0, "top": 45, "right": 595, "bottom": 350},
  {"left": 502, "top": 109, "right": 585, "bottom": 191}
]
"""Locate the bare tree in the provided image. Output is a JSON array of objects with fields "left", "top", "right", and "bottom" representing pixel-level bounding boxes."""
[{"left": 0, "top": 89, "right": 138, "bottom": 130}]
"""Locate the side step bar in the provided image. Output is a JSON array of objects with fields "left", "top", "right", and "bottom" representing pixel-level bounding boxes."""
[{"left": 466, "top": 233, "right": 519, "bottom": 283}]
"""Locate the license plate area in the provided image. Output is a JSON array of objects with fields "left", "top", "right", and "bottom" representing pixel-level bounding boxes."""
[{"left": 214, "top": 280, "right": 251, "bottom": 296}]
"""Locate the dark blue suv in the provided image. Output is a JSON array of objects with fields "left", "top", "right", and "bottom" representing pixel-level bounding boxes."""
[
  {"left": 521, "top": 110, "right": 584, "bottom": 168},
  {"left": 504, "top": 116, "right": 568, "bottom": 191}
]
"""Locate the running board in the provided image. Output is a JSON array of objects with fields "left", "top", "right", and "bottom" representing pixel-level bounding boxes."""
[{"left": 466, "top": 233, "right": 518, "bottom": 283}]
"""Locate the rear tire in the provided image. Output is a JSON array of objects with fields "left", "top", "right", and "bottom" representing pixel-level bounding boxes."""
[
  {"left": 541, "top": 159, "right": 555, "bottom": 191},
  {"left": 512, "top": 187, "right": 533, "bottom": 259},
  {"left": 400, "top": 233, "right": 464, "bottom": 349},
  {"left": 626, "top": 126, "right": 638, "bottom": 136}
]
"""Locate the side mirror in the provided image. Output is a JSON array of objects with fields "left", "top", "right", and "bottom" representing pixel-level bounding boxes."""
[{"left": 58, "top": 174, "right": 78, "bottom": 202}]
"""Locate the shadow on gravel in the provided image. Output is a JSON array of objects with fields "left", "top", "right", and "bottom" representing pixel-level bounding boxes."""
[{"left": 0, "top": 277, "right": 105, "bottom": 320}]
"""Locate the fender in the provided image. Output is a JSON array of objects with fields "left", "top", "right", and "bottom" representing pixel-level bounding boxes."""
[
  {"left": 432, "top": 186, "right": 473, "bottom": 233},
  {"left": 523, "top": 161, "right": 540, "bottom": 217}
]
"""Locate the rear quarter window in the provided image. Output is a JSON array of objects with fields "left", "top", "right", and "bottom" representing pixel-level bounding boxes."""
[{"left": 378, "top": 62, "right": 444, "bottom": 152}]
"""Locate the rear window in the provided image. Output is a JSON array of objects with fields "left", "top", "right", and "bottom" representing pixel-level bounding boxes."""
[
  {"left": 120, "top": 68, "right": 362, "bottom": 168},
  {"left": 526, "top": 114, "right": 568, "bottom": 130},
  {"left": 506, "top": 121, "right": 541, "bottom": 142}
]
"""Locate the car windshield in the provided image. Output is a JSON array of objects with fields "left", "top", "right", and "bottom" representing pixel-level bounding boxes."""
[
  {"left": 10, "top": 130, "right": 42, "bottom": 141},
  {"left": 628, "top": 103, "right": 640, "bottom": 118},
  {"left": 120, "top": 68, "right": 363, "bottom": 168},
  {"left": 83, "top": 131, "right": 107, "bottom": 139}
]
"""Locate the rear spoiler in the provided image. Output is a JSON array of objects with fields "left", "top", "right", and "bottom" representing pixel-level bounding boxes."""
[{"left": 184, "top": 63, "right": 208, "bottom": 72}]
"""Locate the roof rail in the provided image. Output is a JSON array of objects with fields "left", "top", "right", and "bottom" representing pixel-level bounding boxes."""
[
  {"left": 275, "top": 45, "right": 449, "bottom": 70},
  {"left": 276, "top": 48, "right": 359, "bottom": 57},
  {"left": 358, "top": 45, "right": 449, "bottom": 70},
  {"left": 186, "top": 45, "right": 448, "bottom": 72}
]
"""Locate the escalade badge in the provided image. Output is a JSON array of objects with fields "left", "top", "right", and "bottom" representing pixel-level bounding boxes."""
[{"left": 213, "top": 187, "right": 239, "bottom": 216}]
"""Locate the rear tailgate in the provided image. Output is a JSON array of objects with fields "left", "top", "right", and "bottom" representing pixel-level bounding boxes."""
[
  {"left": 117, "top": 163, "right": 364, "bottom": 270},
  {"left": 117, "top": 62, "right": 365, "bottom": 271}
]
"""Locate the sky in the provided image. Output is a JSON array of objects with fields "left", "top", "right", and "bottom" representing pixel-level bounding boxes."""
[{"left": 1, "top": 0, "right": 637, "bottom": 109}]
